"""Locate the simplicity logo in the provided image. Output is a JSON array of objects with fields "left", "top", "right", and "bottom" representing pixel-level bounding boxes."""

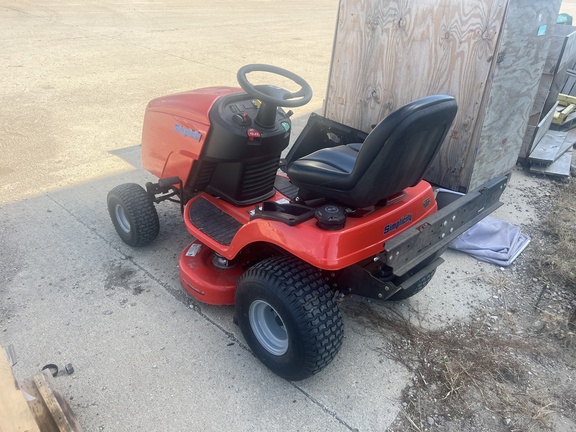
[
  {"left": 384, "top": 214, "right": 412, "bottom": 234},
  {"left": 174, "top": 124, "right": 202, "bottom": 142}
]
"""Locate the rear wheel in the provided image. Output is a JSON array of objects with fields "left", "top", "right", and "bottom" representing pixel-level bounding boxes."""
[
  {"left": 235, "top": 256, "right": 344, "bottom": 381},
  {"left": 387, "top": 269, "right": 436, "bottom": 301},
  {"left": 107, "top": 183, "right": 159, "bottom": 246}
]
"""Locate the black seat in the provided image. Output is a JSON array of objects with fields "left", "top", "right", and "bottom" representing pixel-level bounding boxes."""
[{"left": 287, "top": 95, "right": 457, "bottom": 208}]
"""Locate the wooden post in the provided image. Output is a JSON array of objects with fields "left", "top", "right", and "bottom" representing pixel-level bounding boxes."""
[
  {"left": 0, "top": 348, "right": 41, "bottom": 432},
  {"left": 0, "top": 346, "right": 84, "bottom": 432}
]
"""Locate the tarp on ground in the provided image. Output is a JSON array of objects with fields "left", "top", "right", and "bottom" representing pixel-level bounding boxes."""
[{"left": 449, "top": 216, "right": 530, "bottom": 267}]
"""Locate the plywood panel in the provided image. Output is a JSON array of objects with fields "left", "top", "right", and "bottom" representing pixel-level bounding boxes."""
[
  {"left": 521, "top": 101, "right": 559, "bottom": 161},
  {"left": 468, "top": 0, "right": 562, "bottom": 190},
  {"left": 531, "top": 26, "right": 574, "bottom": 120},
  {"left": 325, "top": 0, "right": 508, "bottom": 190},
  {"left": 543, "top": 26, "right": 572, "bottom": 74}
]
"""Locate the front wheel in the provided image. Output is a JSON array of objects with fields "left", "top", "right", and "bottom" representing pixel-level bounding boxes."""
[
  {"left": 107, "top": 183, "right": 159, "bottom": 246},
  {"left": 235, "top": 256, "right": 344, "bottom": 381}
]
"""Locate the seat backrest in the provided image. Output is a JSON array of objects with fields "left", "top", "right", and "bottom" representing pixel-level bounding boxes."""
[{"left": 345, "top": 95, "right": 457, "bottom": 207}]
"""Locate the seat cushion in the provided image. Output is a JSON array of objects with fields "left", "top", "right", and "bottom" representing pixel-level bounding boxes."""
[{"left": 287, "top": 143, "right": 361, "bottom": 189}]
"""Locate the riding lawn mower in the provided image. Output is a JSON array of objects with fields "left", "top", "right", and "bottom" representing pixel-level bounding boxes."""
[{"left": 107, "top": 64, "right": 507, "bottom": 380}]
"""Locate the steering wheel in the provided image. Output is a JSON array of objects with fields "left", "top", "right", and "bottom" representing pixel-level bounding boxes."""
[
  {"left": 237, "top": 64, "right": 313, "bottom": 107},
  {"left": 237, "top": 64, "right": 312, "bottom": 128}
]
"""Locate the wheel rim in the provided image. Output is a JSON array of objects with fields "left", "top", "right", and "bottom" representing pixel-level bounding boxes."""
[
  {"left": 249, "top": 300, "right": 288, "bottom": 356},
  {"left": 114, "top": 204, "right": 131, "bottom": 233}
]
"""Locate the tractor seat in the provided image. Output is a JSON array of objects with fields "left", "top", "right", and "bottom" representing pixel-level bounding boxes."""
[{"left": 287, "top": 95, "right": 457, "bottom": 209}]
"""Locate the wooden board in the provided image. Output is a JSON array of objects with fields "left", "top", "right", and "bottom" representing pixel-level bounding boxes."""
[
  {"left": 20, "top": 371, "right": 84, "bottom": 432},
  {"left": 534, "top": 101, "right": 559, "bottom": 147},
  {"left": 0, "top": 345, "right": 83, "bottom": 432},
  {"left": 553, "top": 103, "right": 576, "bottom": 124},
  {"left": 528, "top": 130, "right": 567, "bottom": 163},
  {"left": 530, "top": 148, "right": 573, "bottom": 176},
  {"left": 552, "top": 110, "right": 576, "bottom": 130},
  {"left": 554, "top": 26, "right": 576, "bottom": 77},
  {"left": 34, "top": 371, "right": 83, "bottom": 432},
  {"left": 543, "top": 25, "right": 574, "bottom": 75},
  {"left": 543, "top": 25, "right": 576, "bottom": 116},
  {"left": 557, "top": 93, "right": 576, "bottom": 105},
  {"left": 560, "top": 127, "right": 576, "bottom": 152},
  {"left": 520, "top": 101, "right": 559, "bottom": 160},
  {"left": 467, "top": 0, "right": 563, "bottom": 190},
  {"left": 325, "top": 0, "right": 508, "bottom": 190},
  {"left": 531, "top": 26, "right": 576, "bottom": 120},
  {"left": 556, "top": 130, "right": 576, "bottom": 157},
  {"left": 520, "top": 125, "right": 537, "bottom": 161},
  {"left": 20, "top": 377, "right": 60, "bottom": 432},
  {"left": 0, "top": 348, "right": 41, "bottom": 432}
]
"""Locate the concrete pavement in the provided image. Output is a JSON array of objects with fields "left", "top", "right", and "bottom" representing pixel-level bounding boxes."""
[{"left": 0, "top": 1, "right": 539, "bottom": 431}]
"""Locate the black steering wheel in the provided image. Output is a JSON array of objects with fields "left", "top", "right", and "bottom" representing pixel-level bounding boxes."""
[{"left": 237, "top": 64, "right": 312, "bottom": 127}]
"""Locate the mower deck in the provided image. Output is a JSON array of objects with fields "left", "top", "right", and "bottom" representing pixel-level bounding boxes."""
[{"left": 179, "top": 239, "right": 244, "bottom": 305}]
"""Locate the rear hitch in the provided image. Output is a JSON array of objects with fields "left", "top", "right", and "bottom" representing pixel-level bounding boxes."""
[{"left": 336, "top": 256, "right": 444, "bottom": 301}]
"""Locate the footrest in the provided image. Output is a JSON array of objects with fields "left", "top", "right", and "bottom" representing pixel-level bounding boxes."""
[
  {"left": 188, "top": 197, "right": 242, "bottom": 246},
  {"left": 251, "top": 201, "right": 315, "bottom": 226}
]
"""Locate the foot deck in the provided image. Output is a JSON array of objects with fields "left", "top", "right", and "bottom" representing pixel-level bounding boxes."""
[{"left": 188, "top": 197, "right": 242, "bottom": 246}]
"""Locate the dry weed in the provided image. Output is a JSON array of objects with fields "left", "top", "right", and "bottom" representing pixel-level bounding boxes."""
[
  {"left": 343, "top": 301, "right": 559, "bottom": 431},
  {"left": 539, "top": 309, "right": 576, "bottom": 346},
  {"left": 539, "top": 181, "right": 576, "bottom": 290},
  {"left": 530, "top": 179, "right": 576, "bottom": 346}
]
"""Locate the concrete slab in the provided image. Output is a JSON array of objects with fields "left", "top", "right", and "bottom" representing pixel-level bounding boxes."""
[{"left": 0, "top": 1, "right": 546, "bottom": 431}]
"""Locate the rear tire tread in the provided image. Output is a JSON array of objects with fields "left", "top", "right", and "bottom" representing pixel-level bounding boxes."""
[{"left": 236, "top": 256, "right": 344, "bottom": 380}]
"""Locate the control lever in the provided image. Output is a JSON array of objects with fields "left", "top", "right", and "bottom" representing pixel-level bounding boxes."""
[{"left": 233, "top": 112, "right": 252, "bottom": 126}]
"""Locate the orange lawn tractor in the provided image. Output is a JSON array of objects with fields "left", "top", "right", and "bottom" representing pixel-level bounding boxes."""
[{"left": 107, "top": 65, "right": 507, "bottom": 380}]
